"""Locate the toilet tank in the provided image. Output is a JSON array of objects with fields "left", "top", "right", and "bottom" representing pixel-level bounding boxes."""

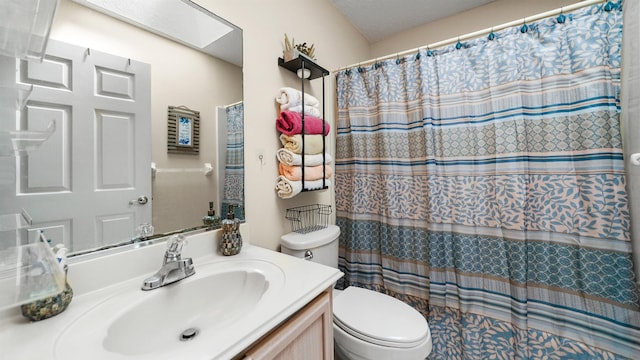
[{"left": 280, "top": 225, "right": 340, "bottom": 268}]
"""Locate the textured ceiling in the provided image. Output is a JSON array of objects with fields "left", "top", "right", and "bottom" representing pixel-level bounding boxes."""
[{"left": 331, "top": 0, "right": 496, "bottom": 42}]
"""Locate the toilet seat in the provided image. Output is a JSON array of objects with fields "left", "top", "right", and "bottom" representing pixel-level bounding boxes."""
[{"left": 333, "top": 286, "right": 429, "bottom": 348}]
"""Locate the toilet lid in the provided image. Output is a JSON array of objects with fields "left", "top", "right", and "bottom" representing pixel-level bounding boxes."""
[{"left": 333, "top": 287, "right": 430, "bottom": 348}]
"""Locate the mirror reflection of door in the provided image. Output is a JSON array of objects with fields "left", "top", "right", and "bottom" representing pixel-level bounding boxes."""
[{"left": 0, "top": 39, "right": 151, "bottom": 252}]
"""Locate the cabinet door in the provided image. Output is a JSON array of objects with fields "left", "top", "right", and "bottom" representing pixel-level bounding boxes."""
[{"left": 244, "top": 290, "right": 333, "bottom": 360}]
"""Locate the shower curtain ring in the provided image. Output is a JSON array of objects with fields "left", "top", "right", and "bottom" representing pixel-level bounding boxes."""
[
  {"left": 520, "top": 18, "right": 528, "bottom": 33},
  {"left": 455, "top": 36, "right": 462, "bottom": 50},
  {"left": 604, "top": 1, "right": 615, "bottom": 12},
  {"left": 557, "top": 8, "right": 566, "bottom": 24}
]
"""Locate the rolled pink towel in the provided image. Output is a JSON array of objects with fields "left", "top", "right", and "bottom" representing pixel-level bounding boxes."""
[{"left": 276, "top": 111, "right": 330, "bottom": 136}]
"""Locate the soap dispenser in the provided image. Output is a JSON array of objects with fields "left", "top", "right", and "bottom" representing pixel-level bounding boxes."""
[
  {"left": 202, "top": 201, "right": 221, "bottom": 229},
  {"left": 220, "top": 204, "right": 242, "bottom": 256}
]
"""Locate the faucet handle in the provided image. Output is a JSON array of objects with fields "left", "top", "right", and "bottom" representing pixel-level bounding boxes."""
[
  {"left": 164, "top": 234, "right": 187, "bottom": 263},
  {"left": 136, "top": 223, "right": 154, "bottom": 239}
]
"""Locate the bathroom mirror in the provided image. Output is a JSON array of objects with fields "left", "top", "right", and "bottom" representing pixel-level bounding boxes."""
[{"left": 0, "top": 0, "right": 244, "bottom": 256}]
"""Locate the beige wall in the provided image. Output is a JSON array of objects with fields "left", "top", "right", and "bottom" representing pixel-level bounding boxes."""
[
  {"left": 51, "top": 0, "right": 595, "bottom": 252},
  {"left": 205, "top": 0, "right": 589, "bottom": 250},
  {"left": 199, "top": 0, "right": 370, "bottom": 250},
  {"left": 49, "top": 0, "right": 369, "bottom": 251},
  {"left": 371, "top": 0, "right": 582, "bottom": 59}
]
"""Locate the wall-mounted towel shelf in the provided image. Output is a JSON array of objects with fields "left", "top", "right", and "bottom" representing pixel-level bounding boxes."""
[
  {"left": 277, "top": 55, "right": 329, "bottom": 194},
  {"left": 278, "top": 55, "right": 329, "bottom": 80},
  {"left": 1, "top": 83, "right": 34, "bottom": 110},
  {"left": 0, "top": 120, "right": 56, "bottom": 157},
  {"left": 0, "top": 0, "right": 59, "bottom": 62},
  {"left": 0, "top": 210, "right": 33, "bottom": 232}
]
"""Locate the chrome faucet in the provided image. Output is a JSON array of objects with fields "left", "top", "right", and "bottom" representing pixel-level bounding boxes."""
[{"left": 141, "top": 235, "right": 195, "bottom": 291}]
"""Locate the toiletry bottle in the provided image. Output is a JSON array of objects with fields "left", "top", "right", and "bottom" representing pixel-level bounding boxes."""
[
  {"left": 202, "top": 201, "right": 221, "bottom": 228},
  {"left": 220, "top": 204, "right": 242, "bottom": 256}
]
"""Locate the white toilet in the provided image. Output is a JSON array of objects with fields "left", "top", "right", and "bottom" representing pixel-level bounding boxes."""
[{"left": 281, "top": 225, "right": 432, "bottom": 360}]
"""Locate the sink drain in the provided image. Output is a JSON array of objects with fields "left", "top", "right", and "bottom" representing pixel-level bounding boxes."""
[{"left": 179, "top": 327, "right": 199, "bottom": 341}]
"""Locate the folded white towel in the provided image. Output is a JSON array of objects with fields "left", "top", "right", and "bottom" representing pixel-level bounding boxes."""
[
  {"left": 276, "top": 87, "right": 319, "bottom": 109},
  {"left": 286, "top": 104, "right": 321, "bottom": 118},
  {"left": 276, "top": 148, "right": 333, "bottom": 166},
  {"left": 275, "top": 175, "right": 330, "bottom": 199}
]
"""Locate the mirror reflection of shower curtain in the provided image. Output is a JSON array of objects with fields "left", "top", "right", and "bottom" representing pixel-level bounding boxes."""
[{"left": 221, "top": 102, "right": 244, "bottom": 220}]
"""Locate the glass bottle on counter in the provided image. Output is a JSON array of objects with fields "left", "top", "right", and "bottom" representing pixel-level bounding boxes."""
[{"left": 202, "top": 201, "right": 221, "bottom": 229}]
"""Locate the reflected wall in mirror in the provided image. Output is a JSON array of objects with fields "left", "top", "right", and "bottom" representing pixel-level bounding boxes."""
[{"left": 0, "top": 0, "right": 243, "bottom": 256}]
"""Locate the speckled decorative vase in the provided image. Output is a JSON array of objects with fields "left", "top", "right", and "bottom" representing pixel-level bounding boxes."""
[
  {"left": 20, "top": 282, "right": 73, "bottom": 321},
  {"left": 220, "top": 204, "right": 242, "bottom": 256},
  {"left": 220, "top": 232, "right": 242, "bottom": 256}
]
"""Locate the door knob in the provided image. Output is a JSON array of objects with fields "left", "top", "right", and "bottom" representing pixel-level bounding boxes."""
[{"left": 129, "top": 196, "right": 149, "bottom": 205}]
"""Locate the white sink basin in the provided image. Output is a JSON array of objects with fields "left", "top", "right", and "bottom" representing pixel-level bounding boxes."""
[
  {"left": 54, "top": 259, "right": 285, "bottom": 359},
  {"left": 0, "top": 234, "right": 343, "bottom": 360}
]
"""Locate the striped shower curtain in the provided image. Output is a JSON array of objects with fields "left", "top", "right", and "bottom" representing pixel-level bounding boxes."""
[{"left": 335, "top": 2, "right": 640, "bottom": 358}]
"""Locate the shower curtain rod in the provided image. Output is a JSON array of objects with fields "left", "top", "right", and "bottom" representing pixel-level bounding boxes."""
[{"left": 332, "top": 0, "right": 605, "bottom": 73}]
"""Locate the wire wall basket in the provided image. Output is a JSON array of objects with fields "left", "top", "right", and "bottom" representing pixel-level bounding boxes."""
[{"left": 285, "top": 204, "right": 332, "bottom": 234}]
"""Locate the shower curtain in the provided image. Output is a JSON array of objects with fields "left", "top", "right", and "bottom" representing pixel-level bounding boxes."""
[
  {"left": 221, "top": 102, "right": 244, "bottom": 219},
  {"left": 335, "top": 2, "right": 640, "bottom": 358}
]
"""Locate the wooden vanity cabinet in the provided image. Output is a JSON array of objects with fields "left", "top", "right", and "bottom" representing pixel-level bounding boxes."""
[{"left": 239, "top": 289, "right": 333, "bottom": 360}]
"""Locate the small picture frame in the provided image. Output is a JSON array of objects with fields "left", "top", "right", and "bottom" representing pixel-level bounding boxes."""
[{"left": 167, "top": 106, "right": 200, "bottom": 154}]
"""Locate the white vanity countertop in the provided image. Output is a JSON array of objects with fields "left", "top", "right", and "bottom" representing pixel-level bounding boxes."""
[{"left": 0, "top": 228, "right": 343, "bottom": 360}]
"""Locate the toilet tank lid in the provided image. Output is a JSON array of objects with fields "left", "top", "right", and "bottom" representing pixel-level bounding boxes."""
[{"left": 280, "top": 225, "right": 340, "bottom": 250}]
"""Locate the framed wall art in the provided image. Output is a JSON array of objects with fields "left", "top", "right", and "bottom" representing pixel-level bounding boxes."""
[{"left": 167, "top": 105, "right": 200, "bottom": 154}]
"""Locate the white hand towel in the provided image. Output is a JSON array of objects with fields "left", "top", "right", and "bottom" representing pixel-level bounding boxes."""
[
  {"left": 276, "top": 148, "right": 333, "bottom": 166},
  {"left": 275, "top": 87, "right": 319, "bottom": 109},
  {"left": 285, "top": 104, "right": 321, "bottom": 118}
]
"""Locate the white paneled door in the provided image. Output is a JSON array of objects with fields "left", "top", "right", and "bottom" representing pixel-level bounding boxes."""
[{"left": 0, "top": 39, "right": 151, "bottom": 252}]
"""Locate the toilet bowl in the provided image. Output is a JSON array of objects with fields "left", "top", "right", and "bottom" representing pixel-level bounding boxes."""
[{"left": 281, "top": 225, "right": 432, "bottom": 360}]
